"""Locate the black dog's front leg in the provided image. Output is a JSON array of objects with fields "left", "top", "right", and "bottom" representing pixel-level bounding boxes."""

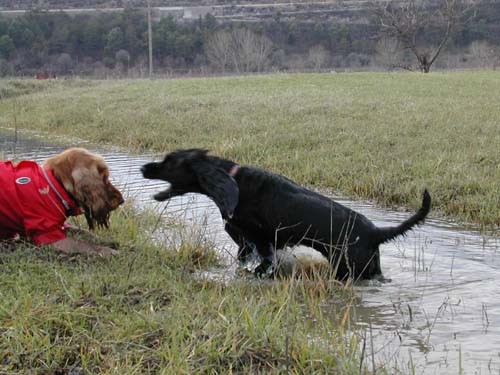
[
  {"left": 225, "top": 221, "right": 256, "bottom": 262},
  {"left": 225, "top": 221, "right": 276, "bottom": 277},
  {"left": 253, "top": 242, "right": 277, "bottom": 277}
]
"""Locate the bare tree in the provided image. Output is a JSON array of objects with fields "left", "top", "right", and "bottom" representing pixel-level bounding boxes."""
[
  {"left": 205, "top": 30, "right": 232, "bottom": 73},
  {"left": 252, "top": 32, "right": 274, "bottom": 72},
  {"left": 377, "top": 0, "right": 475, "bottom": 73},
  {"left": 55, "top": 53, "right": 73, "bottom": 75},
  {"left": 230, "top": 28, "right": 251, "bottom": 73},
  {"left": 468, "top": 40, "right": 499, "bottom": 69},
  {"left": 205, "top": 28, "right": 274, "bottom": 74},
  {"left": 0, "top": 58, "right": 12, "bottom": 77},
  {"left": 115, "top": 49, "right": 131, "bottom": 73},
  {"left": 307, "top": 44, "right": 330, "bottom": 71},
  {"left": 230, "top": 28, "right": 274, "bottom": 73},
  {"left": 374, "top": 36, "right": 402, "bottom": 70}
]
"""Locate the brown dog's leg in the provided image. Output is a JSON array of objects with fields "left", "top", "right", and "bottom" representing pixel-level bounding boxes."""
[{"left": 50, "top": 237, "right": 118, "bottom": 257}]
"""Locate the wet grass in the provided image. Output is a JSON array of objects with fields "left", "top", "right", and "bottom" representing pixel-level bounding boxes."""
[
  {"left": 0, "top": 205, "right": 364, "bottom": 374},
  {"left": 0, "top": 71, "right": 499, "bottom": 230}
]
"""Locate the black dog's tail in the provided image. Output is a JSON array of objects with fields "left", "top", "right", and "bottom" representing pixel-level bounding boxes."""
[{"left": 374, "top": 189, "right": 431, "bottom": 245}]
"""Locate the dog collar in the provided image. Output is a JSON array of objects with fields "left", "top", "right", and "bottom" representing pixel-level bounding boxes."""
[
  {"left": 229, "top": 164, "right": 239, "bottom": 177},
  {"left": 41, "top": 165, "right": 80, "bottom": 216}
]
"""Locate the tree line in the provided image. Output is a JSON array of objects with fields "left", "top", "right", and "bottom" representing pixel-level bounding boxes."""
[{"left": 0, "top": 1, "right": 498, "bottom": 77}]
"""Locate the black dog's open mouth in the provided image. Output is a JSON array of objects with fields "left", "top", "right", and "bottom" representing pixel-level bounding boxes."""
[
  {"left": 153, "top": 187, "right": 172, "bottom": 201},
  {"left": 141, "top": 164, "right": 171, "bottom": 202}
]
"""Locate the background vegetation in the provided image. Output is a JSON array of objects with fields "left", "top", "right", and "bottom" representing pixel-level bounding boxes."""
[{"left": 0, "top": 0, "right": 499, "bottom": 76}]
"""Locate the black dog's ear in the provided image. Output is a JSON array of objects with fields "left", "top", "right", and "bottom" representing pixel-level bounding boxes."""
[
  {"left": 191, "top": 161, "right": 239, "bottom": 220},
  {"left": 186, "top": 149, "right": 209, "bottom": 158},
  {"left": 174, "top": 148, "right": 209, "bottom": 164}
]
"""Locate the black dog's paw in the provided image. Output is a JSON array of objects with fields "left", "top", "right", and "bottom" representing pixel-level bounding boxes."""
[
  {"left": 254, "top": 258, "right": 275, "bottom": 278},
  {"left": 237, "top": 245, "right": 258, "bottom": 266}
]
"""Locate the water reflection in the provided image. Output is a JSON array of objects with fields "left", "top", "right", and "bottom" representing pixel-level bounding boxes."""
[{"left": 1, "top": 129, "right": 499, "bottom": 374}]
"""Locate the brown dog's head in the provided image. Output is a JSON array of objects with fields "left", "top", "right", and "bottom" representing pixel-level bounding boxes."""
[{"left": 45, "top": 147, "right": 124, "bottom": 230}]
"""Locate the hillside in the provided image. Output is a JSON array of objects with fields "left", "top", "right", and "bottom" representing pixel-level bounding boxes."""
[
  {"left": 1, "top": 1, "right": 376, "bottom": 23},
  {"left": 0, "top": 0, "right": 498, "bottom": 77}
]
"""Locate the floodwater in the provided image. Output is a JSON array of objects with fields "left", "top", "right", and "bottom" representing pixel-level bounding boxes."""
[{"left": 1, "top": 129, "right": 499, "bottom": 374}]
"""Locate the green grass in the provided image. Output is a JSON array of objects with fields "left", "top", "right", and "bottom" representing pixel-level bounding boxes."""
[
  {"left": 1, "top": 71, "right": 499, "bottom": 229},
  {"left": 4, "top": 71, "right": 495, "bottom": 373},
  {"left": 0, "top": 206, "right": 362, "bottom": 374}
]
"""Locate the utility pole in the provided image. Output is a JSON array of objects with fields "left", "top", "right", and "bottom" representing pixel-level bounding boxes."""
[{"left": 147, "top": 0, "right": 153, "bottom": 78}]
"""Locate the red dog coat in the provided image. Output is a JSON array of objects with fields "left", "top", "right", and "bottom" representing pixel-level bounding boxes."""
[{"left": 0, "top": 160, "right": 81, "bottom": 245}]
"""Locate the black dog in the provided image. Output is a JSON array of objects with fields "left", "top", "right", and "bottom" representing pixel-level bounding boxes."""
[{"left": 141, "top": 149, "right": 431, "bottom": 280}]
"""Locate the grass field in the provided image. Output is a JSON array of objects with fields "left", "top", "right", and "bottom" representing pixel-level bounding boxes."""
[
  {"left": 1, "top": 71, "right": 499, "bottom": 229},
  {"left": 1, "top": 71, "right": 499, "bottom": 373},
  {"left": 0, "top": 207, "right": 361, "bottom": 374}
]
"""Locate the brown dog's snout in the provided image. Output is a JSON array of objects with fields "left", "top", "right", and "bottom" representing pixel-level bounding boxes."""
[{"left": 109, "top": 185, "right": 125, "bottom": 209}]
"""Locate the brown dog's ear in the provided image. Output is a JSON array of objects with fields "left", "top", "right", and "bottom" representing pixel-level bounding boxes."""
[
  {"left": 45, "top": 150, "right": 77, "bottom": 194},
  {"left": 191, "top": 160, "right": 239, "bottom": 220},
  {"left": 72, "top": 166, "right": 109, "bottom": 229}
]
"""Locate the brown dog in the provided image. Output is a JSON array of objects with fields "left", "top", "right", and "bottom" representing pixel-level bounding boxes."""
[{"left": 0, "top": 147, "right": 124, "bottom": 256}]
